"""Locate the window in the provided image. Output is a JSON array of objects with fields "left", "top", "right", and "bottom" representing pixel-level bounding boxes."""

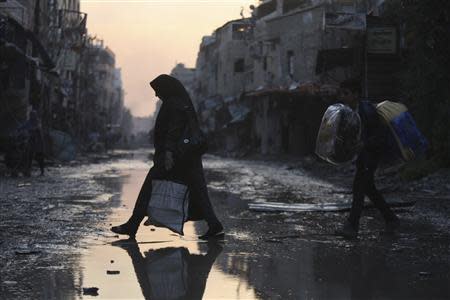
[
  {"left": 234, "top": 59, "right": 245, "bottom": 73},
  {"left": 232, "top": 24, "right": 247, "bottom": 40}
]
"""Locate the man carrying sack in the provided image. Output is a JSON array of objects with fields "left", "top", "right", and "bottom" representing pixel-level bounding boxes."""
[{"left": 335, "top": 79, "right": 400, "bottom": 239}]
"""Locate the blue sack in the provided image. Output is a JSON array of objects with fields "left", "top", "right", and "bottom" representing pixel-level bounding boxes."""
[
  {"left": 376, "top": 101, "right": 428, "bottom": 161},
  {"left": 391, "top": 111, "right": 428, "bottom": 158}
]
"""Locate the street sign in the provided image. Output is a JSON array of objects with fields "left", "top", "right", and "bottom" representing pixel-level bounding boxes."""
[
  {"left": 324, "top": 12, "right": 366, "bottom": 30},
  {"left": 367, "top": 26, "right": 397, "bottom": 54}
]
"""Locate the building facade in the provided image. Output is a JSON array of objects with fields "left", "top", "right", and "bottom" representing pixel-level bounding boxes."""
[
  {"left": 1, "top": 0, "right": 130, "bottom": 161},
  {"left": 190, "top": 0, "right": 398, "bottom": 156}
]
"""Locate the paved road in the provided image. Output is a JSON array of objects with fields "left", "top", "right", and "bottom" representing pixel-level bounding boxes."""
[{"left": 1, "top": 150, "right": 449, "bottom": 299}]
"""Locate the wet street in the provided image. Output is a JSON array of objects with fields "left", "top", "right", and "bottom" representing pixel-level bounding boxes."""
[{"left": 1, "top": 149, "right": 449, "bottom": 299}]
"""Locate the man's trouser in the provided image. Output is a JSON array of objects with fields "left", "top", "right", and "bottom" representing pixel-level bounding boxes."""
[{"left": 348, "top": 154, "right": 397, "bottom": 229}]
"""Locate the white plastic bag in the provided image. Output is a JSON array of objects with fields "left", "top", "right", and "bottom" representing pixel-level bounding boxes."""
[
  {"left": 147, "top": 180, "right": 189, "bottom": 235},
  {"left": 315, "top": 104, "right": 361, "bottom": 165}
]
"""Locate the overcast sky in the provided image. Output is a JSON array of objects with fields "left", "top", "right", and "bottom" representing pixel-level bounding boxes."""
[{"left": 81, "top": 0, "right": 257, "bottom": 117}]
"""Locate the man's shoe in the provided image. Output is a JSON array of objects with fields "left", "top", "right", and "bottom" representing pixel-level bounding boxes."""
[
  {"left": 111, "top": 222, "right": 137, "bottom": 239},
  {"left": 199, "top": 224, "right": 224, "bottom": 240},
  {"left": 335, "top": 221, "right": 358, "bottom": 239}
]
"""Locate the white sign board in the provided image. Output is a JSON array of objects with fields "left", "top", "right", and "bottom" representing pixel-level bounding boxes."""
[
  {"left": 325, "top": 12, "right": 366, "bottom": 30},
  {"left": 367, "top": 27, "right": 397, "bottom": 54}
]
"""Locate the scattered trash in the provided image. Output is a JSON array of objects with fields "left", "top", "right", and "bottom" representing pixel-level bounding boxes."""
[
  {"left": 49, "top": 219, "right": 71, "bottom": 222},
  {"left": 248, "top": 199, "right": 416, "bottom": 213},
  {"left": 83, "top": 287, "right": 99, "bottom": 296},
  {"left": 17, "top": 183, "right": 32, "bottom": 188},
  {"left": 35, "top": 265, "right": 66, "bottom": 270},
  {"left": 328, "top": 189, "right": 352, "bottom": 195},
  {"left": 408, "top": 195, "right": 450, "bottom": 201},
  {"left": 43, "top": 205, "right": 56, "bottom": 211},
  {"left": 422, "top": 189, "right": 438, "bottom": 195},
  {"left": 270, "top": 234, "right": 301, "bottom": 240},
  {"left": 107, "top": 270, "right": 120, "bottom": 275},
  {"left": 265, "top": 239, "right": 283, "bottom": 243},
  {"left": 15, "top": 250, "right": 41, "bottom": 255}
]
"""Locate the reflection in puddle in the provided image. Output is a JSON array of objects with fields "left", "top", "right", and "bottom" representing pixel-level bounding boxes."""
[{"left": 79, "top": 167, "right": 259, "bottom": 299}]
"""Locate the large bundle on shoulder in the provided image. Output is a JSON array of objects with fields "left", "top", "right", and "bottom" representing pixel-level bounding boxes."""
[
  {"left": 376, "top": 101, "right": 428, "bottom": 162},
  {"left": 315, "top": 104, "right": 362, "bottom": 165}
]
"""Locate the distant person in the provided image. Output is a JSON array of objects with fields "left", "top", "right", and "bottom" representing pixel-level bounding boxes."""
[
  {"left": 20, "top": 109, "right": 45, "bottom": 176},
  {"left": 335, "top": 79, "right": 399, "bottom": 239},
  {"left": 111, "top": 74, "right": 224, "bottom": 240}
]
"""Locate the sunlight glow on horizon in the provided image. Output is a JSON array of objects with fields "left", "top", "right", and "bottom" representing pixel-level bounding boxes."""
[{"left": 81, "top": 0, "right": 258, "bottom": 117}]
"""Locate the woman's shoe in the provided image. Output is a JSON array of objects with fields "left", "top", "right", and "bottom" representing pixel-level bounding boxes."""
[
  {"left": 199, "top": 223, "right": 224, "bottom": 240},
  {"left": 111, "top": 222, "right": 137, "bottom": 239}
]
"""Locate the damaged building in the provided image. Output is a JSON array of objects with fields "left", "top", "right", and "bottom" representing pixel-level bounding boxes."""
[
  {"left": 0, "top": 0, "right": 130, "bottom": 163},
  {"left": 189, "top": 0, "right": 399, "bottom": 157}
]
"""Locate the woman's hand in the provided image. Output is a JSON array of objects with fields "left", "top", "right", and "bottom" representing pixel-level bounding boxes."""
[{"left": 164, "top": 151, "right": 175, "bottom": 171}]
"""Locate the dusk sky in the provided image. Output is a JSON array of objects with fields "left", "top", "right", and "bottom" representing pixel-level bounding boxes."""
[{"left": 81, "top": 0, "right": 258, "bottom": 117}]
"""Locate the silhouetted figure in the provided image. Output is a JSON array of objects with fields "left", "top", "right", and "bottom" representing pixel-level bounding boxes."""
[
  {"left": 20, "top": 109, "right": 45, "bottom": 176},
  {"left": 111, "top": 74, "right": 223, "bottom": 239},
  {"left": 113, "top": 240, "right": 222, "bottom": 300},
  {"left": 335, "top": 79, "right": 399, "bottom": 239}
]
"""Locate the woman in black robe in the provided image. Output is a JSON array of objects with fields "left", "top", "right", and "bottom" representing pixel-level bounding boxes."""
[{"left": 111, "top": 74, "right": 223, "bottom": 240}]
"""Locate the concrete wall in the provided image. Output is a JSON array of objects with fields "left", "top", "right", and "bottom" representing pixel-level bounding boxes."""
[
  {"left": 194, "top": 35, "right": 219, "bottom": 106},
  {"left": 215, "top": 19, "right": 252, "bottom": 99},
  {"left": 170, "top": 63, "right": 196, "bottom": 101},
  {"left": 192, "top": 0, "right": 374, "bottom": 157},
  {"left": 245, "top": 92, "right": 328, "bottom": 155}
]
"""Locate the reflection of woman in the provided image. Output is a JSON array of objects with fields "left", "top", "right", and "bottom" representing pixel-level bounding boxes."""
[
  {"left": 115, "top": 241, "right": 223, "bottom": 300},
  {"left": 111, "top": 75, "right": 223, "bottom": 239}
]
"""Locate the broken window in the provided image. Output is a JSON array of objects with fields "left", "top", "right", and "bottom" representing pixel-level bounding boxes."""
[
  {"left": 234, "top": 58, "right": 245, "bottom": 73},
  {"left": 99, "top": 71, "right": 106, "bottom": 80},
  {"left": 232, "top": 23, "right": 247, "bottom": 40}
]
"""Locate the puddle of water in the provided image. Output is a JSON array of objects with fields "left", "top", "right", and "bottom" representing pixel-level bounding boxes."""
[
  {"left": 73, "top": 155, "right": 450, "bottom": 300},
  {"left": 79, "top": 168, "right": 259, "bottom": 299}
]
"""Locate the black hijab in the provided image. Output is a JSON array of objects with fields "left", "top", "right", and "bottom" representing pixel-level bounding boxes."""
[{"left": 150, "top": 74, "right": 193, "bottom": 109}]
